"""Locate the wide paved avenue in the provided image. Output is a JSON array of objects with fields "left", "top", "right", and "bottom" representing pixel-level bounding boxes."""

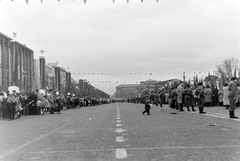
[{"left": 1, "top": 103, "right": 240, "bottom": 161}]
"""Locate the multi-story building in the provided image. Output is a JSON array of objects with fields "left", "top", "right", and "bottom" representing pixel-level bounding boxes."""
[
  {"left": 0, "top": 32, "right": 34, "bottom": 92},
  {"left": 115, "top": 84, "right": 140, "bottom": 98},
  {"left": 0, "top": 32, "right": 11, "bottom": 91}
]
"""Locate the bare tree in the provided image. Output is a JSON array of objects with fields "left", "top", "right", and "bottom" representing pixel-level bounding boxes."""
[{"left": 215, "top": 57, "right": 239, "bottom": 81}]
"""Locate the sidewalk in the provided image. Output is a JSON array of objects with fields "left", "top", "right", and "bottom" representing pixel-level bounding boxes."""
[
  {"left": 161, "top": 104, "right": 240, "bottom": 117},
  {"left": 203, "top": 106, "right": 240, "bottom": 116}
]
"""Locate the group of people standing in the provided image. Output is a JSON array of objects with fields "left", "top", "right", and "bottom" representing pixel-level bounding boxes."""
[
  {"left": 0, "top": 89, "right": 110, "bottom": 121},
  {"left": 168, "top": 77, "right": 239, "bottom": 118},
  {"left": 141, "top": 77, "right": 239, "bottom": 119}
]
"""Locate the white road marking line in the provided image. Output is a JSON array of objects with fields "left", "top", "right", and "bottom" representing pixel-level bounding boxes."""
[
  {"left": 117, "top": 120, "right": 121, "bottom": 123},
  {"left": 115, "top": 149, "right": 127, "bottom": 159},
  {"left": 117, "top": 117, "right": 121, "bottom": 120},
  {"left": 116, "top": 136, "right": 125, "bottom": 142},
  {"left": 114, "top": 128, "right": 126, "bottom": 133},
  {"left": 116, "top": 124, "right": 122, "bottom": 127}
]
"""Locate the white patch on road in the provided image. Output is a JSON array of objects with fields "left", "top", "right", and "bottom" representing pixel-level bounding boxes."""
[
  {"left": 30, "top": 157, "right": 42, "bottom": 160},
  {"left": 114, "top": 128, "right": 126, "bottom": 133},
  {"left": 116, "top": 136, "right": 125, "bottom": 142},
  {"left": 115, "top": 149, "right": 127, "bottom": 159},
  {"left": 116, "top": 124, "right": 122, "bottom": 127}
]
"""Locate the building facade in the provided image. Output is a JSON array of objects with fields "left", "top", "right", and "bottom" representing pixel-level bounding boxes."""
[
  {"left": 115, "top": 84, "right": 140, "bottom": 98},
  {"left": 0, "top": 32, "right": 34, "bottom": 92},
  {"left": 0, "top": 32, "right": 11, "bottom": 91}
]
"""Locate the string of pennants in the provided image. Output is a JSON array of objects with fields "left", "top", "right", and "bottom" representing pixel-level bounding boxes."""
[
  {"left": 73, "top": 71, "right": 213, "bottom": 75},
  {"left": 9, "top": 0, "right": 160, "bottom": 5},
  {"left": 84, "top": 81, "right": 141, "bottom": 84}
]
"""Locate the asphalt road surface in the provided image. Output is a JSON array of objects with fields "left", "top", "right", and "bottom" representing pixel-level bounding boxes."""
[{"left": 1, "top": 103, "right": 240, "bottom": 161}]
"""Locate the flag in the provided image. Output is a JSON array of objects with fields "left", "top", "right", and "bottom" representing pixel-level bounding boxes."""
[
  {"left": 141, "top": 0, "right": 143, "bottom": 2},
  {"left": 25, "top": 0, "right": 29, "bottom": 4},
  {"left": 83, "top": 0, "right": 87, "bottom": 4},
  {"left": 40, "top": 0, "right": 43, "bottom": 4},
  {"left": 156, "top": 0, "right": 159, "bottom": 2},
  {"left": 127, "top": 0, "right": 129, "bottom": 3},
  {"left": 112, "top": 0, "right": 115, "bottom": 3},
  {"left": 13, "top": 32, "right": 17, "bottom": 38},
  {"left": 234, "top": 68, "right": 237, "bottom": 77}
]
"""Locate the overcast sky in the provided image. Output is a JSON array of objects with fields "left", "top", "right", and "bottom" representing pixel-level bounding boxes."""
[{"left": 0, "top": 0, "right": 239, "bottom": 95}]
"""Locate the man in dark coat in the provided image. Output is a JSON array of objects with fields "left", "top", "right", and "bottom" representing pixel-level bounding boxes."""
[
  {"left": 28, "top": 90, "right": 38, "bottom": 115},
  {"left": 196, "top": 82, "right": 206, "bottom": 114},
  {"left": 211, "top": 86, "right": 219, "bottom": 106},
  {"left": 142, "top": 100, "right": 151, "bottom": 115}
]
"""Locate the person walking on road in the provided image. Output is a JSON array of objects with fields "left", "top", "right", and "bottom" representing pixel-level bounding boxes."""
[
  {"left": 142, "top": 100, "right": 151, "bottom": 115},
  {"left": 228, "top": 77, "right": 238, "bottom": 119}
]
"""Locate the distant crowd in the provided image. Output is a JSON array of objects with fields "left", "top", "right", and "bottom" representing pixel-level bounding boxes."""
[
  {"left": 129, "top": 77, "right": 240, "bottom": 118},
  {"left": 0, "top": 89, "right": 110, "bottom": 121}
]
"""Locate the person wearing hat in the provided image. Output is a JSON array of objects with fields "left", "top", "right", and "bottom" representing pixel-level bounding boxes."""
[
  {"left": 195, "top": 82, "right": 206, "bottom": 114},
  {"left": 142, "top": 99, "right": 151, "bottom": 115},
  {"left": 228, "top": 77, "right": 238, "bottom": 119},
  {"left": 176, "top": 82, "right": 185, "bottom": 111},
  {"left": 6, "top": 91, "right": 17, "bottom": 120}
]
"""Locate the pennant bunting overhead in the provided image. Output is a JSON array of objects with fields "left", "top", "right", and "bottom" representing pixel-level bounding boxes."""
[
  {"left": 25, "top": 0, "right": 29, "bottom": 4},
  {"left": 83, "top": 0, "right": 87, "bottom": 4}
]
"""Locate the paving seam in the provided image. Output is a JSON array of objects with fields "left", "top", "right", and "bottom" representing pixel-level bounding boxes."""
[
  {"left": 0, "top": 107, "right": 105, "bottom": 158},
  {"left": 11, "top": 144, "right": 240, "bottom": 154}
]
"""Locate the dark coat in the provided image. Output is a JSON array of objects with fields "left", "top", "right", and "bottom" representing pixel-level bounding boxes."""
[{"left": 145, "top": 103, "right": 151, "bottom": 110}]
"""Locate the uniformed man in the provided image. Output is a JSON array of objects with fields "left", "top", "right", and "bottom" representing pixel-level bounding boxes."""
[
  {"left": 228, "top": 77, "right": 238, "bottom": 119},
  {"left": 176, "top": 82, "right": 184, "bottom": 111},
  {"left": 195, "top": 82, "right": 206, "bottom": 114},
  {"left": 183, "top": 84, "right": 193, "bottom": 111},
  {"left": 169, "top": 87, "right": 177, "bottom": 109}
]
